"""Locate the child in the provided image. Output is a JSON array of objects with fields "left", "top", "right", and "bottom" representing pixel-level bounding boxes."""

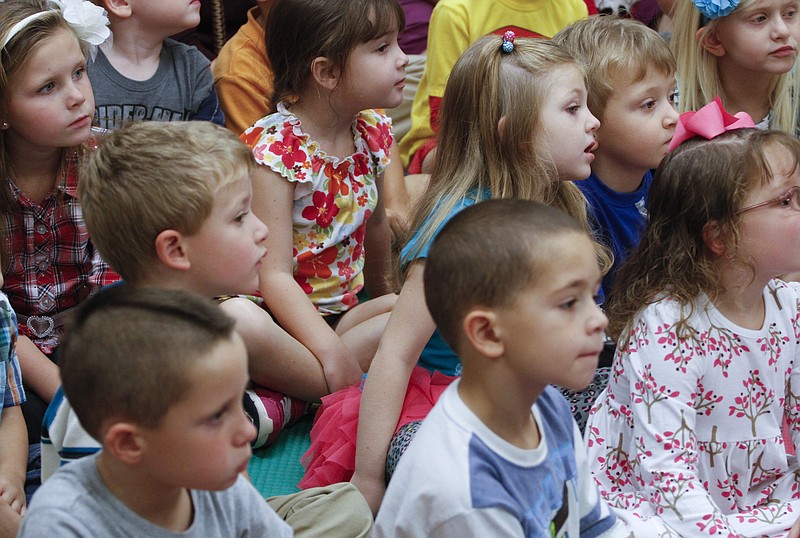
[
  {"left": 234, "top": 0, "right": 404, "bottom": 396},
  {"left": 0, "top": 0, "right": 120, "bottom": 443},
  {"left": 301, "top": 33, "right": 602, "bottom": 510},
  {"left": 374, "top": 199, "right": 627, "bottom": 537},
  {"left": 89, "top": 0, "right": 224, "bottom": 128},
  {"left": 22, "top": 286, "right": 370, "bottom": 537},
  {"left": 43, "top": 121, "right": 324, "bottom": 477},
  {"left": 586, "top": 105, "right": 800, "bottom": 535},
  {"left": 554, "top": 16, "right": 679, "bottom": 299},
  {"left": 212, "top": 0, "right": 274, "bottom": 136},
  {"left": 0, "top": 270, "right": 27, "bottom": 538},
  {"left": 212, "top": 0, "right": 411, "bottom": 240},
  {"left": 672, "top": 0, "right": 800, "bottom": 134},
  {"left": 42, "top": 122, "right": 373, "bottom": 538},
  {"left": 399, "top": 0, "right": 590, "bottom": 172}
]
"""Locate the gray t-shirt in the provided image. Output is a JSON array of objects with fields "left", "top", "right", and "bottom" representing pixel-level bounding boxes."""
[
  {"left": 19, "top": 452, "right": 293, "bottom": 537},
  {"left": 89, "top": 38, "right": 222, "bottom": 129}
]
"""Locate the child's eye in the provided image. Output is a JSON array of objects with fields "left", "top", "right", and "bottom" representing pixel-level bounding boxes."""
[
  {"left": 641, "top": 99, "right": 656, "bottom": 110},
  {"left": 785, "top": 8, "right": 797, "bottom": 18},
  {"left": 560, "top": 298, "right": 578, "bottom": 310},
  {"left": 38, "top": 82, "right": 55, "bottom": 94},
  {"left": 377, "top": 43, "right": 389, "bottom": 53},
  {"left": 566, "top": 104, "right": 580, "bottom": 114},
  {"left": 73, "top": 67, "right": 85, "bottom": 80},
  {"left": 668, "top": 90, "right": 679, "bottom": 106},
  {"left": 234, "top": 211, "right": 249, "bottom": 223}
]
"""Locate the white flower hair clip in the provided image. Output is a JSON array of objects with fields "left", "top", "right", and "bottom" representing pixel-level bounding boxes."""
[{"left": 1, "top": 0, "right": 111, "bottom": 60}]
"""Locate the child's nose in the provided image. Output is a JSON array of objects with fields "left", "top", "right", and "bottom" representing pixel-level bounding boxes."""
[
  {"left": 589, "top": 304, "right": 609, "bottom": 334},
  {"left": 254, "top": 217, "right": 268, "bottom": 244},
  {"left": 238, "top": 408, "right": 257, "bottom": 446}
]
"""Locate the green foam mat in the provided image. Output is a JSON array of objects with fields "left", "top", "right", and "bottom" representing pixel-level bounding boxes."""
[{"left": 247, "top": 414, "right": 313, "bottom": 498}]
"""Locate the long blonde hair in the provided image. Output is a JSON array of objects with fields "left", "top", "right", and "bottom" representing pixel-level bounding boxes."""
[
  {"left": 401, "top": 36, "right": 602, "bottom": 279},
  {"left": 672, "top": 0, "right": 800, "bottom": 134}
]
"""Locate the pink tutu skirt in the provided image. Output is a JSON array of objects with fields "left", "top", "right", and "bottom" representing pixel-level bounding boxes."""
[{"left": 299, "top": 366, "right": 456, "bottom": 488}]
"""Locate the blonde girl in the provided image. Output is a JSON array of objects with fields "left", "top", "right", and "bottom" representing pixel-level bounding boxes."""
[
  {"left": 232, "top": 0, "right": 406, "bottom": 408},
  {"left": 300, "top": 33, "right": 602, "bottom": 512},
  {"left": 672, "top": 0, "right": 800, "bottom": 133},
  {"left": 0, "top": 0, "right": 118, "bottom": 440},
  {"left": 587, "top": 114, "right": 800, "bottom": 534}
]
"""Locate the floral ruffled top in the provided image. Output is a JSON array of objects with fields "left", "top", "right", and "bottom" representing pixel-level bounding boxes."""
[
  {"left": 586, "top": 280, "right": 800, "bottom": 537},
  {"left": 242, "top": 103, "right": 393, "bottom": 314}
]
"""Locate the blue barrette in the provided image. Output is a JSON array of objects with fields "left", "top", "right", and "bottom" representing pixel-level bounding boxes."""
[{"left": 501, "top": 31, "right": 515, "bottom": 53}]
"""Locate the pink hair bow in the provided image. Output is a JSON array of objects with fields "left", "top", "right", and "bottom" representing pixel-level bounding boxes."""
[{"left": 668, "top": 96, "right": 756, "bottom": 151}]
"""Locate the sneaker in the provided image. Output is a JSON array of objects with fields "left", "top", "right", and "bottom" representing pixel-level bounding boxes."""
[{"left": 242, "top": 387, "right": 309, "bottom": 449}]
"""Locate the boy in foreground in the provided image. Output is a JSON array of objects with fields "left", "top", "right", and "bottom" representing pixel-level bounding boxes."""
[
  {"left": 21, "top": 287, "right": 291, "bottom": 536},
  {"left": 374, "top": 199, "right": 628, "bottom": 537}
]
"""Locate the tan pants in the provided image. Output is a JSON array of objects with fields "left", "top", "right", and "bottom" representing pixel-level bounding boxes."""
[{"left": 268, "top": 482, "right": 372, "bottom": 538}]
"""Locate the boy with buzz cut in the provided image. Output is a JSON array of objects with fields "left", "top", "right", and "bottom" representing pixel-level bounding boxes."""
[
  {"left": 20, "top": 286, "right": 292, "bottom": 536},
  {"left": 373, "top": 199, "right": 629, "bottom": 538},
  {"left": 40, "top": 122, "right": 372, "bottom": 537},
  {"left": 553, "top": 15, "right": 679, "bottom": 300},
  {"left": 89, "top": 0, "right": 223, "bottom": 128}
]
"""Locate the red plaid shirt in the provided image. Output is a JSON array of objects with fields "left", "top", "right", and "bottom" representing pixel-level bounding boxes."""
[{"left": 3, "top": 155, "right": 120, "bottom": 353}]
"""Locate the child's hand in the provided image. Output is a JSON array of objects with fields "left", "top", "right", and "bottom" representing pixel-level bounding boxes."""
[
  {"left": 351, "top": 470, "right": 386, "bottom": 516},
  {"left": 0, "top": 477, "right": 25, "bottom": 517},
  {"left": 0, "top": 497, "right": 21, "bottom": 538},
  {"left": 321, "top": 350, "right": 363, "bottom": 393}
]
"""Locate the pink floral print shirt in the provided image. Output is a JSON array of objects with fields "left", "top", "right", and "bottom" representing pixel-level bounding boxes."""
[
  {"left": 586, "top": 280, "right": 800, "bottom": 537},
  {"left": 242, "top": 103, "right": 393, "bottom": 314}
]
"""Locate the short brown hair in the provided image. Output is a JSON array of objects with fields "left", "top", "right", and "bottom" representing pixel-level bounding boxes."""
[
  {"left": 81, "top": 121, "right": 256, "bottom": 283},
  {"left": 554, "top": 15, "right": 676, "bottom": 119},
  {"left": 266, "top": 0, "right": 404, "bottom": 107},
  {"left": 60, "top": 286, "right": 237, "bottom": 440},
  {"left": 424, "top": 199, "right": 586, "bottom": 354}
]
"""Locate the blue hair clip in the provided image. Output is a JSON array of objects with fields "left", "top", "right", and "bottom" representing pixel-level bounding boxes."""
[
  {"left": 693, "top": 0, "right": 739, "bottom": 23},
  {"left": 501, "top": 31, "right": 514, "bottom": 53}
]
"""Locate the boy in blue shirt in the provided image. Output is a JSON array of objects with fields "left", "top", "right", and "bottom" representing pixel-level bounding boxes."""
[{"left": 554, "top": 16, "right": 678, "bottom": 300}]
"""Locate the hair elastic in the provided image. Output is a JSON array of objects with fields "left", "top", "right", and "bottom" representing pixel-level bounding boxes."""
[{"left": 501, "top": 31, "right": 515, "bottom": 53}]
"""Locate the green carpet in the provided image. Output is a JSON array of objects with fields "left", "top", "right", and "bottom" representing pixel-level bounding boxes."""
[{"left": 247, "top": 414, "right": 313, "bottom": 498}]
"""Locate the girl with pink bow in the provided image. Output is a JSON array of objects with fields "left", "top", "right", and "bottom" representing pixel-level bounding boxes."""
[
  {"left": 587, "top": 100, "right": 800, "bottom": 537},
  {"left": 672, "top": 0, "right": 800, "bottom": 135}
]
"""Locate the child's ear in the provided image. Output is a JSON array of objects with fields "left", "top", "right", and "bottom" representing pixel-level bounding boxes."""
[
  {"left": 462, "top": 309, "right": 504, "bottom": 359},
  {"left": 101, "top": 0, "right": 131, "bottom": 19},
  {"left": 310, "top": 56, "right": 340, "bottom": 91},
  {"left": 103, "top": 422, "right": 145, "bottom": 465},
  {"left": 702, "top": 220, "right": 727, "bottom": 257},
  {"left": 698, "top": 27, "right": 726, "bottom": 57},
  {"left": 497, "top": 116, "right": 507, "bottom": 141},
  {"left": 155, "top": 229, "right": 191, "bottom": 271}
]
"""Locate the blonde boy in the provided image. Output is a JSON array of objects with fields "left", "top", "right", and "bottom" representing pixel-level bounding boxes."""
[
  {"left": 374, "top": 200, "right": 628, "bottom": 537},
  {"left": 40, "top": 122, "right": 371, "bottom": 537},
  {"left": 554, "top": 16, "right": 678, "bottom": 299}
]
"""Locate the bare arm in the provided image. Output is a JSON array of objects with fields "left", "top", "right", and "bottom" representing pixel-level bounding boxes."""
[
  {"left": 363, "top": 169, "right": 394, "bottom": 298},
  {"left": 381, "top": 141, "right": 411, "bottom": 239},
  {"left": 351, "top": 264, "right": 435, "bottom": 514},
  {"left": 0, "top": 405, "right": 27, "bottom": 517},
  {"left": 16, "top": 336, "right": 59, "bottom": 403},
  {"left": 252, "top": 166, "right": 363, "bottom": 392}
]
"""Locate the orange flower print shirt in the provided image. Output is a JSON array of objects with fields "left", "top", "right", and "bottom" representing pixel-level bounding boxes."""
[{"left": 242, "top": 103, "right": 393, "bottom": 314}]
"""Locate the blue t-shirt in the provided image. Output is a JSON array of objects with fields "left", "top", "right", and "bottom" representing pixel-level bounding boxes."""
[
  {"left": 578, "top": 170, "right": 652, "bottom": 300},
  {"left": 400, "top": 193, "right": 482, "bottom": 376}
]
